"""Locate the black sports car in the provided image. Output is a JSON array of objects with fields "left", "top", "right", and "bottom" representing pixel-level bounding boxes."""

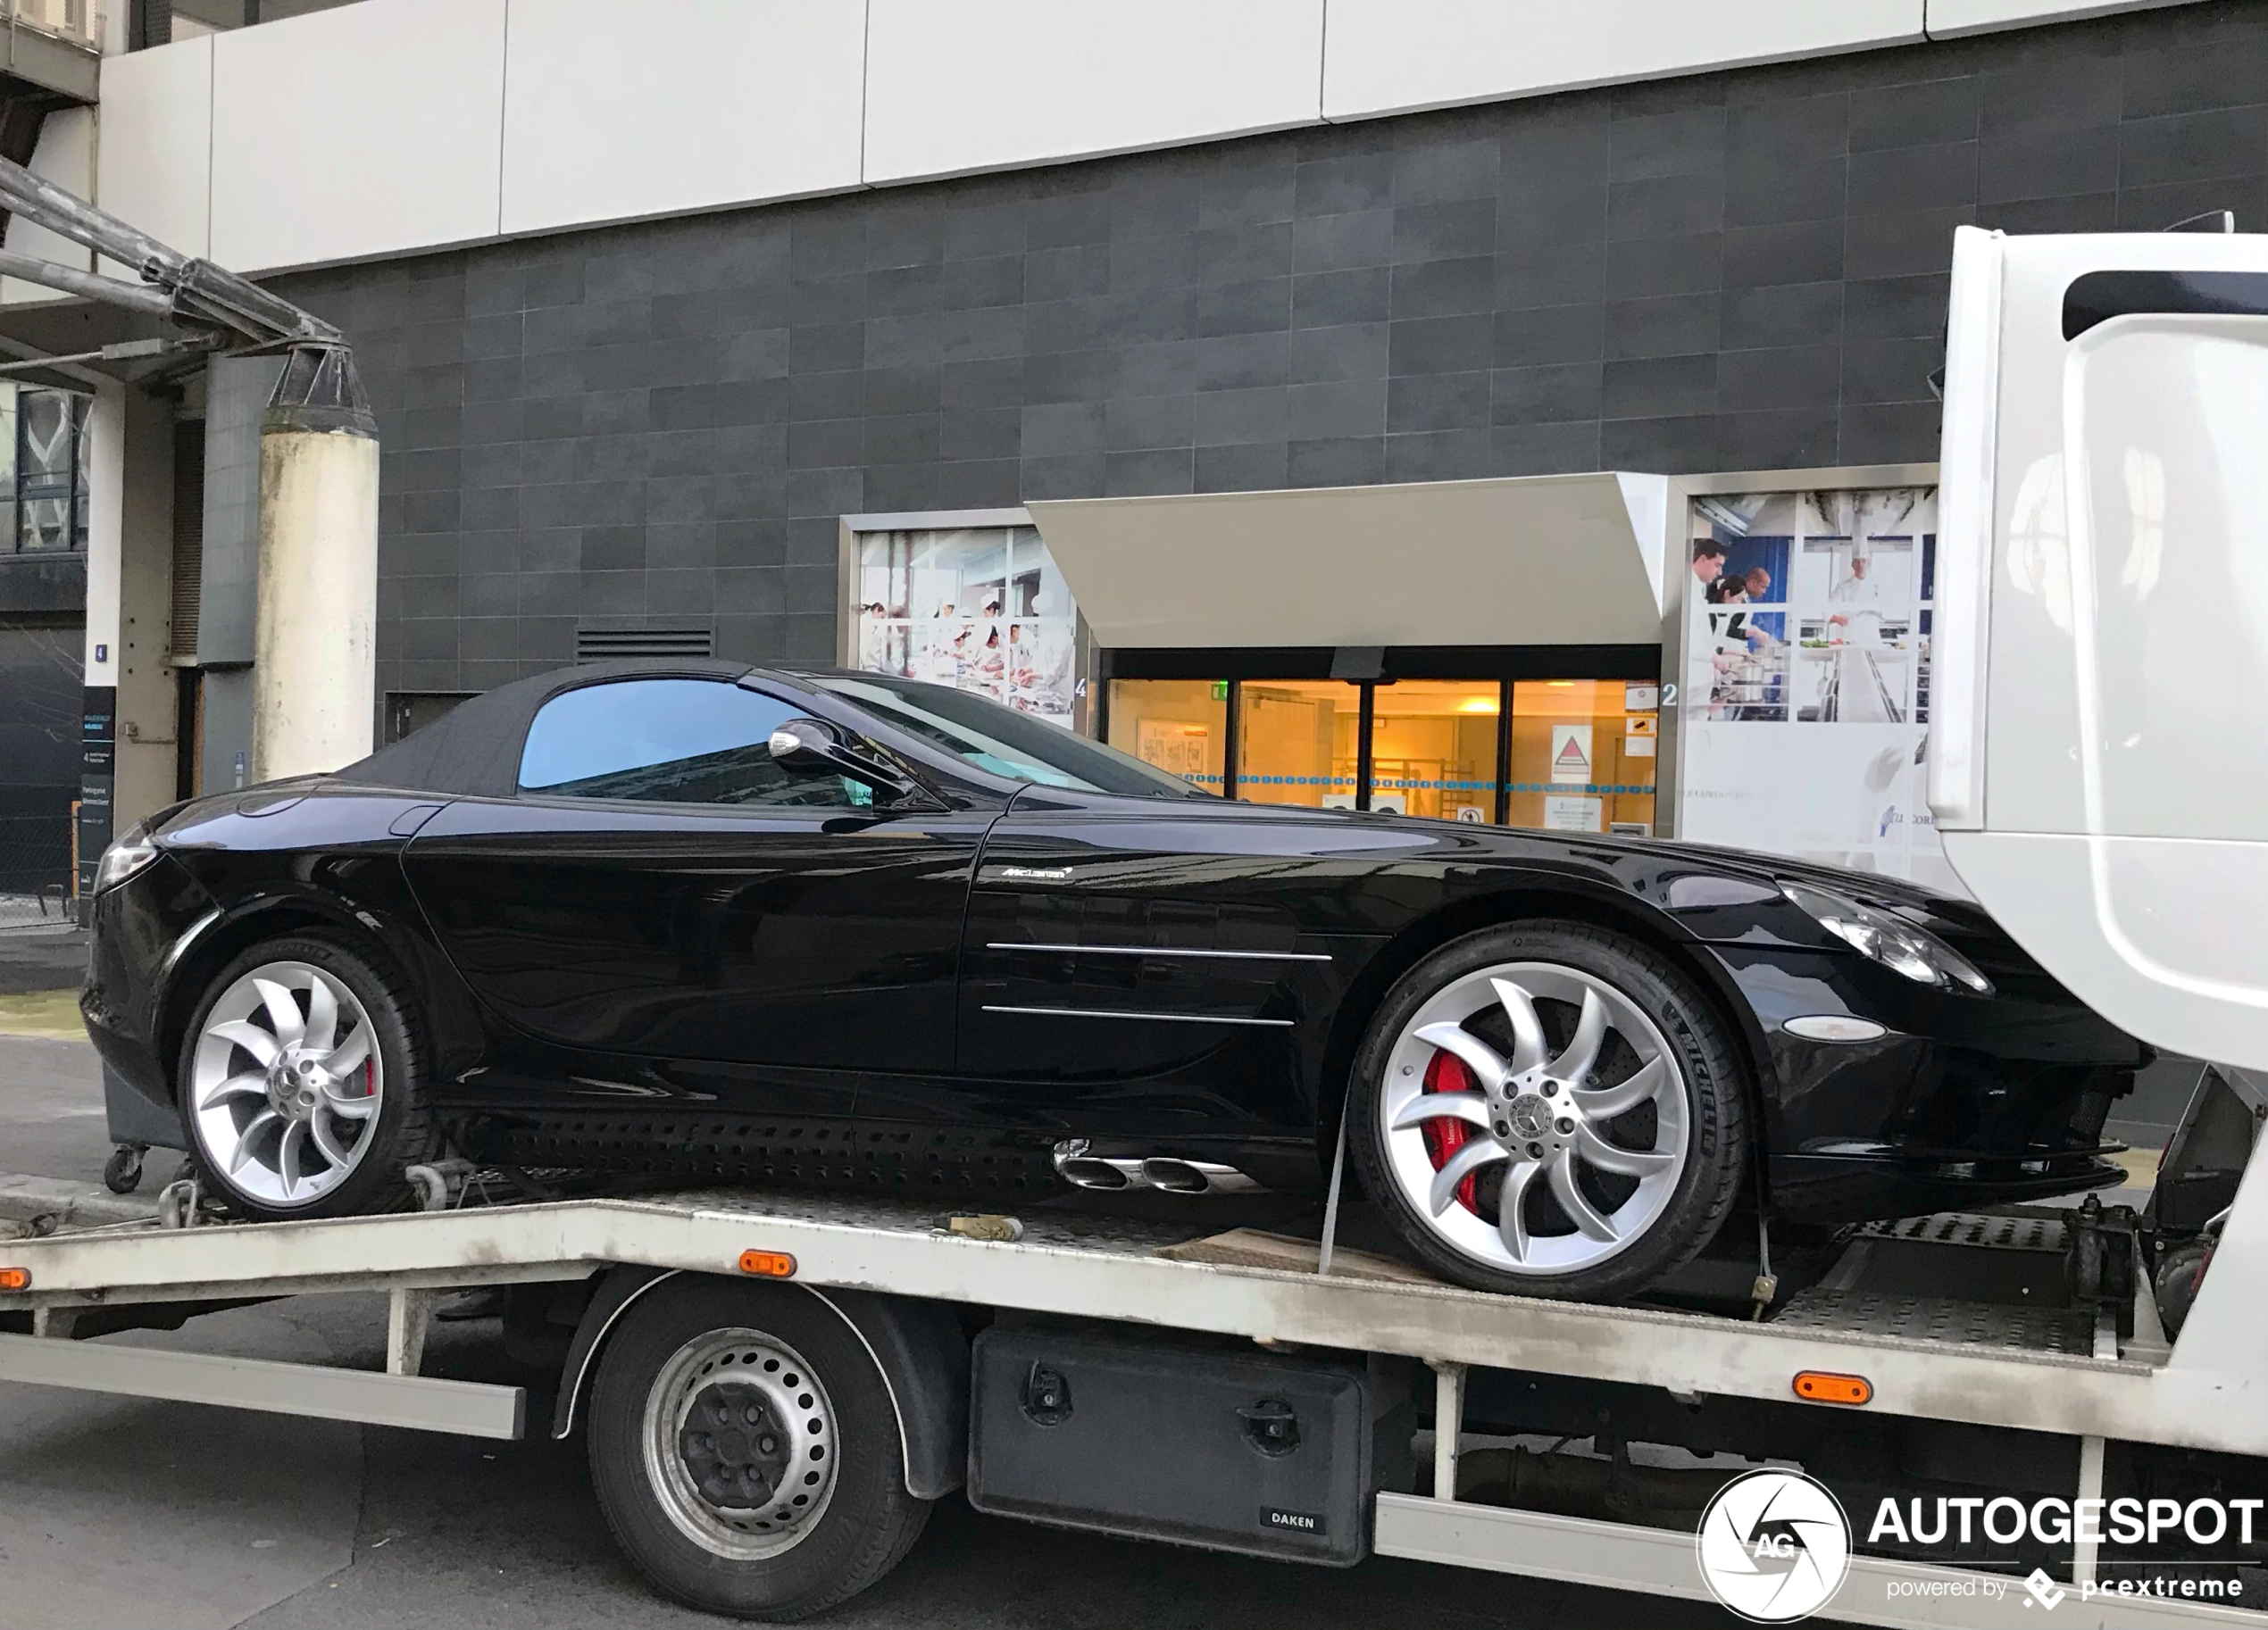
[{"left": 82, "top": 659, "right": 2144, "bottom": 1301}]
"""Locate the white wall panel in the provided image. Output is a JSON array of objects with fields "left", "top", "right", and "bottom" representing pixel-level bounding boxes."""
[
  {"left": 1322, "top": 0, "right": 1924, "bottom": 123},
  {"left": 94, "top": 38, "right": 212, "bottom": 280},
  {"left": 1924, "top": 0, "right": 2195, "bottom": 37},
  {"left": 863, "top": 0, "right": 1324, "bottom": 186},
  {"left": 4, "top": 107, "right": 94, "bottom": 304},
  {"left": 209, "top": 0, "right": 506, "bottom": 272},
  {"left": 502, "top": 0, "right": 865, "bottom": 237}
]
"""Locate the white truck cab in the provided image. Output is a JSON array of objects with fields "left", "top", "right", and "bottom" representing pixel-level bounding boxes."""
[{"left": 1935, "top": 224, "right": 2268, "bottom": 1072}]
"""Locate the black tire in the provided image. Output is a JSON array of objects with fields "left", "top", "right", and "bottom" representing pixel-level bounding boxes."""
[
  {"left": 1347, "top": 920, "right": 1747, "bottom": 1302},
  {"left": 588, "top": 1277, "right": 930, "bottom": 1621},
  {"left": 174, "top": 932, "right": 438, "bottom": 1222}
]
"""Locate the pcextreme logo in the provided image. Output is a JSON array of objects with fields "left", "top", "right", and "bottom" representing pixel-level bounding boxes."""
[{"left": 1696, "top": 1469, "right": 1853, "bottom": 1623}]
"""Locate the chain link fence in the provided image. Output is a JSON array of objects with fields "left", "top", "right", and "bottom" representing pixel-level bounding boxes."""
[{"left": 0, "top": 810, "right": 75, "bottom": 929}]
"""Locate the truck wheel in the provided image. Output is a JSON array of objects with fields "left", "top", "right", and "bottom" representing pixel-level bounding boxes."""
[
  {"left": 1348, "top": 921, "right": 1747, "bottom": 1302},
  {"left": 176, "top": 933, "right": 437, "bottom": 1222},
  {"left": 588, "top": 1277, "right": 930, "bottom": 1621}
]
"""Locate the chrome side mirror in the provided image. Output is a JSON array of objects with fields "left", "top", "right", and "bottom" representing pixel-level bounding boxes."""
[{"left": 768, "top": 718, "right": 920, "bottom": 800}]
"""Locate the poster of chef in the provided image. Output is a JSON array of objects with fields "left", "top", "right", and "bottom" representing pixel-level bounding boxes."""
[
  {"left": 853, "top": 527, "right": 1078, "bottom": 728},
  {"left": 1679, "top": 487, "right": 1958, "bottom": 894}
]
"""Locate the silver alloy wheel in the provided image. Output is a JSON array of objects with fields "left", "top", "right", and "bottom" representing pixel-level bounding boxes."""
[
  {"left": 642, "top": 1329, "right": 839, "bottom": 1559},
  {"left": 188, "top": 960, "right": 382, "bottom": 1207},
  {"left": 1380, "top": 961, "right": 1689, "bottom": 1277}
]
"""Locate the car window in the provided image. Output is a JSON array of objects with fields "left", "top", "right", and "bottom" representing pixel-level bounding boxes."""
[
  {"left": 813, "top": 673, "right": 1211, "bottom": 800},
  {"left": 518, "top": 678, "right": 870, "bottom": 808}
]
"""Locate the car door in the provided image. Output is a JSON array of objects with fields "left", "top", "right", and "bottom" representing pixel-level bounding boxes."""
[
  {"left": 948, "top": 790, "right": 1358, "bottom": 1134},
  {"left": 400, "top": 675, "right": 995, "bottom": 1102}
]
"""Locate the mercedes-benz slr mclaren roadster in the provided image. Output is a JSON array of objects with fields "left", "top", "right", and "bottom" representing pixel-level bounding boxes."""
[{"left": 82, "top": 660, "right": 2146, "bottom": 1302}]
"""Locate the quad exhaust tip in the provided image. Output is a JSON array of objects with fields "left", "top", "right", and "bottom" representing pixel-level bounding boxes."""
[{"left": 1052, "top": 1142, "right": 1262, "bottom": 1195}]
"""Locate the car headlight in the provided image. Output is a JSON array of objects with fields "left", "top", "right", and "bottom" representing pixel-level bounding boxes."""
[
  {"left": 1780, "top": 882, "right": 1994, "bottom": 995},
  {"left": 93, "top": 824, "right": 160, "bottom": 894}
]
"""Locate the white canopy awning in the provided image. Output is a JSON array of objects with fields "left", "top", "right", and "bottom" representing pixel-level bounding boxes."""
[{"left": 1027, "top": 472, "right": 1670, "bottom": 650}]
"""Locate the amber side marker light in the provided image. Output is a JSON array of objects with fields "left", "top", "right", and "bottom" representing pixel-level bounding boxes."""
[
  {"left": 738, "top": 1250, "right": 797, "bottom": 1278},
  {"left": 0, "top": 1267, "right": 29, "bottom": 1293},
  {"left": 1794, "top": 1370, "right": 1872, "bottom": 1405}
]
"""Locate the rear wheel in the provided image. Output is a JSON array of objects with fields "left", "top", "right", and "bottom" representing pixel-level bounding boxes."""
[
  {"left": 176, "top": 933, "right": 436, "bottom": 1221},
  {"left": 588, "top": 1277, "right": 930, "bottom": 1620},
  {"left": 1348, "top": 921, "right": 1747, "bottom": 1302}
]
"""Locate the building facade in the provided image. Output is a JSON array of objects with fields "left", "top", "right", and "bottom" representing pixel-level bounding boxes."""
[{"left": 11, "top": 0, "right": 2268, "bottom": 900}]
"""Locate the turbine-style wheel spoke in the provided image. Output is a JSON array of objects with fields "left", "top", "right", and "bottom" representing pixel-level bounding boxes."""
[
  {"left": 1412, "top": 1023, "right": 1506, "bottom": 1094},
  {"left": 254, "top": 977, "right": 306, "bottom": 1050},
  {"left": 1489, "top": 977, "right": 1549, "bottom": 1074},
  {"left": 309, "top": 1111, "right": 353, "bottom": 1169},
  {"left": 1576, "top": 1122, "right": 1676, "bottom": 1177},
  {"left": 321, "top": 1074, "right": 378, "bottom": 1119},
  {"left": 1572, "top": 1054, "right": 1667, "bottom": 1119},
  {"left": 321, "top": 1026, "right": 373, "bottom": 1079},
  {"left": 209, "top": 1019, "right": 280, "bottom": 1068},
  {"left": 1547, "top": 1153, "right": 1618, "bottom": 1242},
  {"left": 198, "top": 1070, "right": 267, "bottom": 1112},
  {"left": 228, "top": 1110, "right": 282, "bottom": 1175},
  {"left": 278, "top": 1120, "right": 307, "bottom": 1196},
  {"left": 1547, "top": 987, "right": 1608, "bottom": 1084},
  {"left": 304, "top": 975, "right": 339, "bottom": 1055},
  {"left": 1497, "top": 1159, "right": 1540, "bottom": 1261},
  {"left": 1390, "top": 1089, "right": 1494, "bottom": 1132},
  {"left": 1428, "top": 1137, "right": 1506, "bottom": 1217}
]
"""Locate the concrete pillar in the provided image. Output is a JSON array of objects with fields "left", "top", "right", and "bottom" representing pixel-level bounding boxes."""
[{"left": 249, "top": 343, "right": 380, "bottom": 783}]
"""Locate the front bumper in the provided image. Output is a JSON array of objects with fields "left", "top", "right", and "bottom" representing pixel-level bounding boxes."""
[
  {"left": 1706, "top": 944, "right": 2147, "bottom": 1223},
  {"left": 79, "top": 851, "right": 217, "bottom": 1119}
]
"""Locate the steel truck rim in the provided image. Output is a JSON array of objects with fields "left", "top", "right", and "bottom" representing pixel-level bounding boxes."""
[{"left": 641, "top": 1328, "right": 840, "bottom": 1559}]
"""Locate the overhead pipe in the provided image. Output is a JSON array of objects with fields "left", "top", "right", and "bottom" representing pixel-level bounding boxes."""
[{"left": 0, "top": 152, "right": 379, "bottom": 783}]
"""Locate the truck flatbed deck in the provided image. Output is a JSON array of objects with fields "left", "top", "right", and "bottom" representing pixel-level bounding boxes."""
[{"left": 6, "top": 1168, "right": 2265, "bottom": 1630}]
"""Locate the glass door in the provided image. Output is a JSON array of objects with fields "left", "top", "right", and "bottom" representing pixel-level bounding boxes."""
[
  {"left": 1105, "top": 679, "right": 1229, "bottom": 791},
  {"left": 1236, "top": 681, "right": 1361, "bottom": 808},
  {"left": 1507, "top": 679, "right": 1658, "bottom": 836},
  {"left": 1364, "top": 680, "right": 1504, "bottom": 822}
]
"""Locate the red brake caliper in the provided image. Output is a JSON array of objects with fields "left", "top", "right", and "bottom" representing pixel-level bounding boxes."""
[{"left": 1419, "top": 1049, "right": 1482, "bottom": 1213}]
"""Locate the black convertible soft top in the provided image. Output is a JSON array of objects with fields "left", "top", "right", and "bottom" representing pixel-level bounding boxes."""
[{"left": 337, "top": 659, "right": 763, "bottom": 799}]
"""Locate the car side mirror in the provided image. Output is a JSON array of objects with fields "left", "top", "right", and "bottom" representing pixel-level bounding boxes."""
[{"left": 768, "top": 718, "right": 921, "bottom": 801}]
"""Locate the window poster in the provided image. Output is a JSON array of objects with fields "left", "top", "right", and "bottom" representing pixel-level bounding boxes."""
[
  {"left": 853, "top": 528, "right": 1078, "bottom": 728},
  {"left": 1680, "top": 488, "right": 1960, "bottom": 894}
]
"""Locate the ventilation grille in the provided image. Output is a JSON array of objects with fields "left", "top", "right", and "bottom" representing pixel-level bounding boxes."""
[{"left": 575, "top": 625, "right": 713, "bottom": 661}]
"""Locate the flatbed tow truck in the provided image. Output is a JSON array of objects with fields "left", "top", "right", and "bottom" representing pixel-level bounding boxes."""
[{"left": 12, "top": 227, "right": 2268, "bottom": 1629}]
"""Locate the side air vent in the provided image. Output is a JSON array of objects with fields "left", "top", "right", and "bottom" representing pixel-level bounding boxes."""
[{"left": 575, "top": 625, "right": 714, "bottom": 661}]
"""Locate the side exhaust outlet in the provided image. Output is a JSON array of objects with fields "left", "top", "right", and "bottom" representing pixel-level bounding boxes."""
[{"left": 1052, "top": 1142, "right": 1262, "bottom": 1195}]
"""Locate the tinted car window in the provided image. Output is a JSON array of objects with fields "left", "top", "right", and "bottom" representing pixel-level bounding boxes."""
[{"left": 518, "top": 678, "right": 866, "bottom": 807}]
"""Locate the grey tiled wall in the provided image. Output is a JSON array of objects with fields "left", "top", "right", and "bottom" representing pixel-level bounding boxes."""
[{"left": 267, "top": 3, "right": 2268, "bottom": 700}]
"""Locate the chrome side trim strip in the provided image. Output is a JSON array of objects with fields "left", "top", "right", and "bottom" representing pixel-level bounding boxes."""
[
  {"left": 982, "top": 1004, "right": 1296, "bottom": 1028},
  {"left": 986, "top": 943, "right": 1332, "bottom": 963}
]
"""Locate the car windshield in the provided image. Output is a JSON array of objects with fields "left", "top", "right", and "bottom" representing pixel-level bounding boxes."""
[{"left": 813, "top": 673, "right": 1211, "bottom": 801}]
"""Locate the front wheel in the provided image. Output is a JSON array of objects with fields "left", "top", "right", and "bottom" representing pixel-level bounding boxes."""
[
  {"left": 176, "top": 932, "right": 436, "bottom": 1221},
  {"left": 587, "top": 1277, "right": 930, "bottom": 1621},
  {"left": 1348, "top": 921, "right": 1748, "bottom": 1302}
]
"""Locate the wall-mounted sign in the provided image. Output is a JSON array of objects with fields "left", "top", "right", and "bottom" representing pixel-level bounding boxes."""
[{"left": 1549, "top": 723, "right": 1593, "bottom": 785}]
